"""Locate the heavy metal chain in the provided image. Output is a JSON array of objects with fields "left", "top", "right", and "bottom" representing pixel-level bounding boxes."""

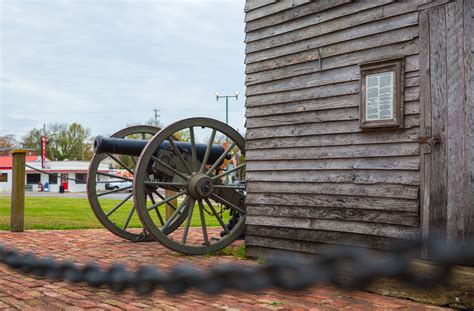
[{"left": 0, "top": 238, "right": 472, "bottom": 295}]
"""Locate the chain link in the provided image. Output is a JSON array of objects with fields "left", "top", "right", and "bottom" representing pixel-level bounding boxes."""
[{"left": 0, "top": 238, "right": 472, "bottom": 296}]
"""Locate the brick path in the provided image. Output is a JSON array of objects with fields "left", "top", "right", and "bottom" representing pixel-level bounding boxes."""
[{"left": 0, "top": 229, "right": 446, "bottom": 310}]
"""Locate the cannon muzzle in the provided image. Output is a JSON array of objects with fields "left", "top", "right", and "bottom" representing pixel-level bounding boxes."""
[{"left": 94, "top": 136, "right": 230, "bottom": 165}]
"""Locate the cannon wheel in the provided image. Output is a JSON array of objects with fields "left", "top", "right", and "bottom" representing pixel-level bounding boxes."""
[
  {"left": 87, "top": 125, "right": 187, "bottom": 242},
  {"left": 134, "top": 118, "right": 246, "bottom": 255}
]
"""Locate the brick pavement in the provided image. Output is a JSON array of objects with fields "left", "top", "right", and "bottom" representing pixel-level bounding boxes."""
[{"left": 0, "top": 229, "right": 447, "bottom": 310}]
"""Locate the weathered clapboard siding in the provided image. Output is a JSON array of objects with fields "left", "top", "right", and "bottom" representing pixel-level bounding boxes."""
[
  {"left": 247, "top": 170, "right": 420, "bottom": 186},
  {"left": 246, "top": 57, "right": 420, "bottom": 97},
  {"left": 246, "top": 226, "right": 407, "bottom": 250},
  {"left": 246, "top": 115, "right": 420, "bottom": 140},
  {"left": 247, "top": 182, "right": 419, "bottom": 199},
  {"left": 246, "top": 156, "right": 420, "bottom": 171},
  {"left": 247, "top": 205, "right": 419, "bottom": 226},
  {"left": 244, "top": 0, "right": 312, "bottom": 23},
  {"left": 246, "top": 50, "right": 420, "bottom": 96},
  {"left": 243, "top": 0, "right": 430, "bottom": 258},
  {"left": 244, "top": 0, "right": 276, "bottom": 13},
  {"left": 245, "top": 127, "right": 420, "bottom": 150},
  {"left": 245, "top": 235, "right": 408, "bottom": 257},
  {"left": 245, "top": 94, "right": 421, "bottom": 118},
  {"left": 245, "top": 2, "right": 421, "bottom": 53},
  {"left": 245, "top": 0, "right": 350, "bottom": 32},
  {"left": 246, "top": 28, "right": 419, "bottom": 79},
  {"left": 246, "top": 142, "right": 420, "bottom": 160},
  {"left": 246, "top": 1, "right": 396, "bottom": 45},
  {"left": 245, "top": 9, "right": 421, "bottom": 65},
  {"left": 246, "top": 193, "right": 419, "bottom": 212},
  {"left": 246, "top": 42, "right": 419, "bottom": 86},
  {"left": 246, "top": 217, "right": 420, "bottom": 239},
  {"left": 246, "top": 101, "right": 419, "bottom": 128},
  {"left": 246, "top": 83, "right": 419, "bottom": 109}
]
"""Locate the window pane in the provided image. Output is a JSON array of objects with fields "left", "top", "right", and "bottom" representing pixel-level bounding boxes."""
[
  {"left": 49, "top": 174, "right": 58, "bottom": 184},
  {"left": 27, "top": 174, "right": 41, "bottom": 184},
  {"left": 0, "top": 173, "right": 8, "bottom": 182},
  {"left": 365, "top": 71, "right": 394, "bottom": 121},
  {"left": 76, "top": 173, "right": 87, "bottom": 184}
]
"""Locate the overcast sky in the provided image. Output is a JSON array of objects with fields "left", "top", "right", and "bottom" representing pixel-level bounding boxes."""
[{"left": 0, "top": 0, "right": 246, "bottom": 139}]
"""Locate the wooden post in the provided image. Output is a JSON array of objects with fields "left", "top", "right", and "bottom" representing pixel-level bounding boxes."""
[
  {"left": 165, "top": 190, "right": 177, "bottom": 220},
  {"left": 10, "top": 150, "right": 27, "bottom": 232}
]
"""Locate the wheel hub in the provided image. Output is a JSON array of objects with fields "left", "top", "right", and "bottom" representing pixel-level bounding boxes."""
[{"left": 188, "top": 174, "right": 214, "bottom": 199}]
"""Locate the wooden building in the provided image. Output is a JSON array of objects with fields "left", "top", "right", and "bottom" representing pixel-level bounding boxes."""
[{"left": 243, "top": 0, "right": 473, "bottom": 260}]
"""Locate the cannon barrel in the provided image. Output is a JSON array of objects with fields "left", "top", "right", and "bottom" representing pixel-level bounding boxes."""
[{"left": 94, "top": 135, "right": 230, "bottom": 165}]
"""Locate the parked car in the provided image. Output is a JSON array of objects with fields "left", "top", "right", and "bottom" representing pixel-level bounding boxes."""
[{"left": 105, "top": 180, "right": 132, "bottom": 191}]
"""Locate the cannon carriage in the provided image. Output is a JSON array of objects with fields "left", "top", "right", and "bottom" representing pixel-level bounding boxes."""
[{"left": 87, "top": 118, "right": 246, "bottom": 255}]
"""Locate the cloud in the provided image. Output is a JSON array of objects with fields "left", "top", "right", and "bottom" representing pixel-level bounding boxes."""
[
  {"left": 0, "top": 114, "right": 39, "bottom": 138},
  {"left": 0, "top": 0, "right": 246, "bottom": 137},
  {"left": 2, "top": 76, "right": 87, "bottom": 106}
]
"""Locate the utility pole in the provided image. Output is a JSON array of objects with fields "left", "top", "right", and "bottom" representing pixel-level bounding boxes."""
[
  {"left": 154, "top": 108, "right": 161, "bottom": 126},
  {"left": 216, "top": 91, "right": 239, "bottom": 125}
]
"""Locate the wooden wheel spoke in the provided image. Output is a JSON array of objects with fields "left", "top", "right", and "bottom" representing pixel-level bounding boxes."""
[
  {"left": 106, "top": 193, "right": 133, "bottom": 217},
  {"left": 204, "top": 198, "right": 229, "bottom": 234},
  {"left": 198, "top": 200, "right": 210, "bottom": 245},
  {"left": 151, "top": 155, "right": 189, "bottom": 180},
  {"left": 162, "top": 196, "right": 189, "bottom": 232},
  {"left": 206, "top": 141, "right": 236, "bottom": 175},
  {"left": 199, "top": 129, "right": 217, "bottom": 173},
  {"left": 97, "top": 172, "right": 132, "bottom": 182},
  {"left": 148, "top": 194, "right": 165, "bottom": 226},
  {"left": 167, "top": 137, "right": 192, "bottom": 174},
  {"left": 97, "top": 185, "right": 133, "bottom": 197},
  {"left": 153, "top": 190, "right": 177, "bottom": 211},
  {"left": 210, "top": 193, "right": 245, "bottom": 215},
  {"left": 211, "top": 163, "right": 246, "bottom": 181},
  {"left": 107, "top": 154, "right": 134, "bottom": 175},
  {"left": 123, "top": 205, "right": 136, "bottom": 230},
  {"left": 144, "top": 181, "right": 187, "bottom": 188},
  {"left": 213, "top": 185, "right": 246, "bottom": 191},
  {"left": 147, "top": 190, "right": 186, "bottom": 211},
  {"left": 181, "top": 199, "right": 195, "bottom": 245},
  {"left": 189, "top": 127, "right": 198, "bottom": 172}
]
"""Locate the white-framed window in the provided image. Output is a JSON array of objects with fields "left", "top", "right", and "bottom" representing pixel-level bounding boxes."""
[{"left": 360, "top": 58, "right": 404, "bottom": 129}]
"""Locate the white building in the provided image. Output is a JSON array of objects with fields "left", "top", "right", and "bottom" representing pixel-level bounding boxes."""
[{"left": 0, "top": 155, "right": 111, "bottom": 193}]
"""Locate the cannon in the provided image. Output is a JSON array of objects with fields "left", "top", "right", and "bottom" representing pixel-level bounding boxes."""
[
  {"left": 87, "top": 118, "right": 246, "bottom": 255},
  {"left": 93, "top": 135, "right": 231, "bottom": 165}
]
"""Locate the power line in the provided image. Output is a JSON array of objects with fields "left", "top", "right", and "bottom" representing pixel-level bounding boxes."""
[{"left": 4, "top": 108, "right": 242, "bottom": 116}]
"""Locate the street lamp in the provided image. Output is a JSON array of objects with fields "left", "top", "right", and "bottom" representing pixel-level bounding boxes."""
[{"left": 216, "top": 91, "right": 239, "bottom": 125}]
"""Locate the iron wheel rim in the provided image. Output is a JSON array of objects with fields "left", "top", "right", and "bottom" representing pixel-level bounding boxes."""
[{"left": 134, "top": 117, "right": 246, "bottom": 255}]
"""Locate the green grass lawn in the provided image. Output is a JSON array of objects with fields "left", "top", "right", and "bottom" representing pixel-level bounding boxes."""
[{"left": 0, "top": 196, "right": 229, "bottom": 230}]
